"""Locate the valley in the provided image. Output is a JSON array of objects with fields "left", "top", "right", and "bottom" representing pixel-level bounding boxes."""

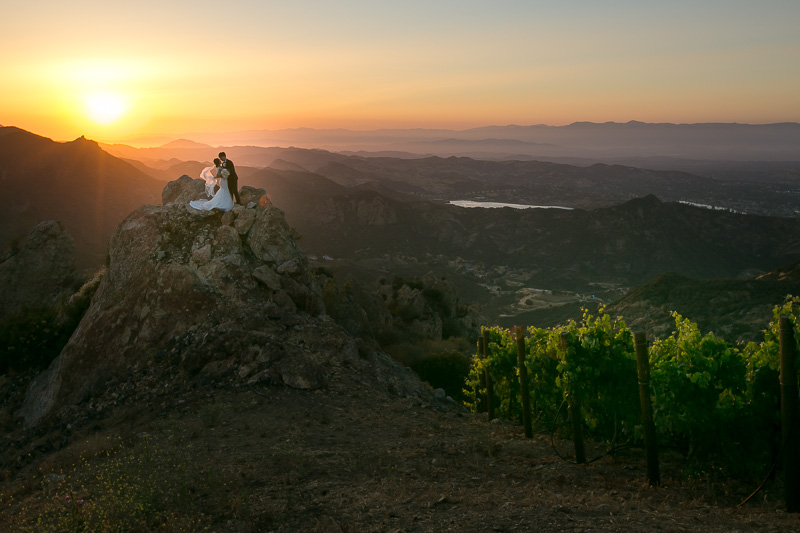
[
  {"left": 4, "top": 124, "right": 800, "bottom": 335},
  {"left": 3, "top": 125, "right": 800, "bottom": 530}
]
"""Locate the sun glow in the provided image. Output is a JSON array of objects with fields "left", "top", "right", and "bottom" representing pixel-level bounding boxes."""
[{"left": 84, "top": 91, "right": 128, "bottom": 125}]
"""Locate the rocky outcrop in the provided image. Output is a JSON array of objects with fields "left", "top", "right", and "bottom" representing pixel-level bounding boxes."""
[
  {"left": 162, "top": 175, "right": 267, "bottom": 209},
  {"left": 374, "top": 273, "right": 479, "bottom": 342},
  {"left": 19, "top": 178, "right": 438, "bottom": 427},
  {"left": 0, "top": 220, "right": 78, "bottom": 321}
]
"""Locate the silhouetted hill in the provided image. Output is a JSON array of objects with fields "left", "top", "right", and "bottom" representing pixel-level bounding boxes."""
[
  {"left": 176, "top": 122, "right": 800, "bottom": 161},
  {"left": 607, "top": 269, "right": 800, "bottom": 342},
  {"left": 239, "top": 165, "right": 800, "bottom": 289},
  {"left": 102, "top": 141, "right": 303, "bottom": 170},
  {"left": 756, "top": 259, "right": 800, "bottom": 282},
  {"left": 263, "top": 151, "right": 798, "bottom": 216},
  {"left": 99, "top": 139, "right": 217, "bottom": 166},
  {"left": 104, "top": 139, "right": 799, "bottom": 216},
  {"left": 247, "top": 168, "right": 351, "bottom": 201},
  {"left": 268, "top": 159, "right": 308, "bottom": 172},
  {"left": 0, "top": 127, "right": 163, "bottom": 268}
]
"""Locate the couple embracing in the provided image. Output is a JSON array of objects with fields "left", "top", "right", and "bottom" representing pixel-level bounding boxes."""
[{"left": 189, "top": 152, "right": 241, "bottom": 212}]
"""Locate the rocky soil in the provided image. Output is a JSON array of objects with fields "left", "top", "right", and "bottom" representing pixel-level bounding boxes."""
[{"left": 2, "top": 373, "right": 799, "bottom": 532}]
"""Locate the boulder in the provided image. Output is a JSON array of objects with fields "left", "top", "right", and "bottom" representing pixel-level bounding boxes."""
[
  {"left": 0, "top": 220, "right": 78, "bottom": 321},
  {"left": 240, "top": 186, "right": 268, "bottom": 207},
  {"left": 161, "top": 175, "right": 205, "bottom": 205}
]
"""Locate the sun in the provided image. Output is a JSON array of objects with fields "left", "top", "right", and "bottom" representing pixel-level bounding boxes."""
[{"left": 84, "top": 91, "right": 128, "bottom": 125}]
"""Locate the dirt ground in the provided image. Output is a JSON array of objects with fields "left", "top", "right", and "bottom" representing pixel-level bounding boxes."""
[{"left": 3, "top": 373, "right": 800, "bottom": 532}]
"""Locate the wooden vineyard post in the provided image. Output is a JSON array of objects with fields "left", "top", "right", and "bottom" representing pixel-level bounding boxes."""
[
  {"left": 560, "top": 332, "right": 586, "bottom": 464},
  {"left": 634, "top": 331, "right": 660, "bottom": 486},
  {"left": 482, "top": 329, "right": 495, "bottom": 421},
  {"left": 779, "top": 315, "right": 799, "bottom": 513},
  {"left": 515, "top": 326, "right": 533, "bottom": 438}
]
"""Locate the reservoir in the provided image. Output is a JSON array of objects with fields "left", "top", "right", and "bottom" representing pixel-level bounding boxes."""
[{"left": 450, "top": 200, "right": 573, "bottom": 210}]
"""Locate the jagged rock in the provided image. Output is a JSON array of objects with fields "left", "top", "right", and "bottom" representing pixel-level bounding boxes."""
[
  {"left": 19, "top": 178, "right": 443, "bottom": 427},
  {"left": 240, "top": 186, "right": 268, "bottom": 207},
  {"left": 247, "top": 206, "right": 306, "bottom": 266},
  {"left": 233, "top": 206, "right": 257, "bottom": 235},
  {"left": 277, "top": 259, "right": 300, "bottom": 275},
  {"left": 420, "top": 272, "right": 460, "bottom": 315},
  {"left": 395, "top": 285, "right": 428, "bottom": 318},
  {"left": 0, "top": 220, "right": 78, "bottom": 321},
  {"left": 410, "top": 314, "right": 443, "bottom": 340},
  {"left": 252, "top": 265, "right": 282, "bottom": 291},
  {"left": 162, "top": 175, "right": 205, "bottom": 205},
  {"left": 392, "top": 284, "right": 443, "bottom": 340}
]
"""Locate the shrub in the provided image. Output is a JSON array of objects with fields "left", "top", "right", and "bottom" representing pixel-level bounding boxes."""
[
  {"left": 410, "top": 341, "right": 472, "bottom": 401},
  {"left": 0, "top": 307, "right": 70, "bottom": 373},
  {"left": 0, "top": 268, "right": 103, "bottom": 374}
]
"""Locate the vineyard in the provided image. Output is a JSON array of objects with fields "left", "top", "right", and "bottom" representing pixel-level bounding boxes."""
[{"left": 466, "top": 296, "right": 800, "bottom": 495}]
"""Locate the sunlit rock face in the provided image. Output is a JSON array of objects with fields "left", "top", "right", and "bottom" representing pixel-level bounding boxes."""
[
  {"left": 0, "top": 220, "right": 78, "bottom": 321},
  {"left": 20, "top": 178, "right": 435, "bottom": 427}
]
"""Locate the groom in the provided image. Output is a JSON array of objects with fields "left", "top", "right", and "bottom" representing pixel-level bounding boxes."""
[{"left": 218, "top": 151, "right": 241, "bottom": 204}]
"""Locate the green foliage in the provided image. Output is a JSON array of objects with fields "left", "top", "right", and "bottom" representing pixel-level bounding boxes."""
[
  {"left": 386, "top": 338, "right": 472, "bottom": 400},
  {"left": 466, "top": 308, "right": 637, "bottom": 441},
  {"left": 467, "top": 298, "right": 800, "bottom": 478},
  {"left": 421, "top": 288, "right": 451, "bottom": 317},
  {"left": 0, "top": 268, "right": 102, "bottom": 374},
  {"left": 649, "top": 313, "right": 749, "bottom": 459},
  {"left": 410, "top": 346, "right": 472, "bottom": 401},
  {"left": 560, "top": 310, "right": 639, "bottom": 438}
]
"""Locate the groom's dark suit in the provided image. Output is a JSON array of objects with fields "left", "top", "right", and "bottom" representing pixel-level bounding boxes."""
[{"left": 221, "top": 158, "right": 241, "bottom": 204}]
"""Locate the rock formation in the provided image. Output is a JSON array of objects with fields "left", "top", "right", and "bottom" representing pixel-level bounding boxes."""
[
  {"left": 19, "top": 178, "right": 443, "bottom": 427},
  {"left": 0, "top": 220, "right": 78, "bottom": 321}
]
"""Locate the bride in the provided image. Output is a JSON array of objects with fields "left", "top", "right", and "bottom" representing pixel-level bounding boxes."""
[{"left": 189, "top": 158, "right": 234, "bottom": 212}]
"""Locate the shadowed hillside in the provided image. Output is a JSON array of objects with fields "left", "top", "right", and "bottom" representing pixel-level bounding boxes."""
[
  {"left": 104, "top": 134, "right": 800, "bottom": 216},
  {"left": 0, "top": 127, "right": 163, "bottom": 268},
  {"left": 607, "top": 271, "right": 800, "bottom": 342},
  {"left": 245, "top": 166, "right": 800, "bottom": 289}
]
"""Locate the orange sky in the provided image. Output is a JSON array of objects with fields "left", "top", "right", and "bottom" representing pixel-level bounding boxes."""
[{"left": 2, "top": 1, "right": 799, "bottom": 144}]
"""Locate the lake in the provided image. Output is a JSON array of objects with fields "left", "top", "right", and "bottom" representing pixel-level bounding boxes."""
[{"left": 449, "top": 200, "right": 573, "bottom": 210}]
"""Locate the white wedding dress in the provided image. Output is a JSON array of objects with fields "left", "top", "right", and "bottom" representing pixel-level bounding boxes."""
[{"left": 189, "top": 166, "right": 234, "bottom": 212}]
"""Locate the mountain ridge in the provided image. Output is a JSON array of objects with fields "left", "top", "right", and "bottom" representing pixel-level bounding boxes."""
[
  {"left": 0, "top": 127, "right": 164, "bottom": 268},
  {"left": 129, "top": 121, "right": 800, "bottom": 162}
]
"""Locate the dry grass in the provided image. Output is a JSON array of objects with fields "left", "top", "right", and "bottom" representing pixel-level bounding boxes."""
[{"left": 2, "top": 379, "right": 799, "bottom": 532}]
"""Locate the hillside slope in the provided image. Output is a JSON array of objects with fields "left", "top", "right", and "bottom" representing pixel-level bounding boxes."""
[
  {"left": 246, "top": 167, "right": 800, "bottom": 288},
  {"left": 607, "top": 271, "right": 800, "bottom": 342},
  {"left": 0, "top": 127, "right": 163, "bottom": 268}
]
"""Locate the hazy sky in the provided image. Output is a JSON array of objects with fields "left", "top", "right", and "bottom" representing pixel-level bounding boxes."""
[{"left": 3, "top": 0, "right": 799, "bottom": 142}]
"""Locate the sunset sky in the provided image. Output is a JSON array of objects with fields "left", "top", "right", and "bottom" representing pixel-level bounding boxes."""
[{"left": 3, "top": 0, "right": 799, "bottom": 143}]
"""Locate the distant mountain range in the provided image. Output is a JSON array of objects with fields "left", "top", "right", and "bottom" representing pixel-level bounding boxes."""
[
  {"left": 118, "top": 121, "right": 800, "bottom": 162},
  {"left": 102, "top": 137, "right": 800, "bottom": 217}
]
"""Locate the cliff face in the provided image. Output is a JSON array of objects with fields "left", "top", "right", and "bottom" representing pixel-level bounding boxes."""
[{"left": 19, "top": 178, "right": 436, "bottom": 427}]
